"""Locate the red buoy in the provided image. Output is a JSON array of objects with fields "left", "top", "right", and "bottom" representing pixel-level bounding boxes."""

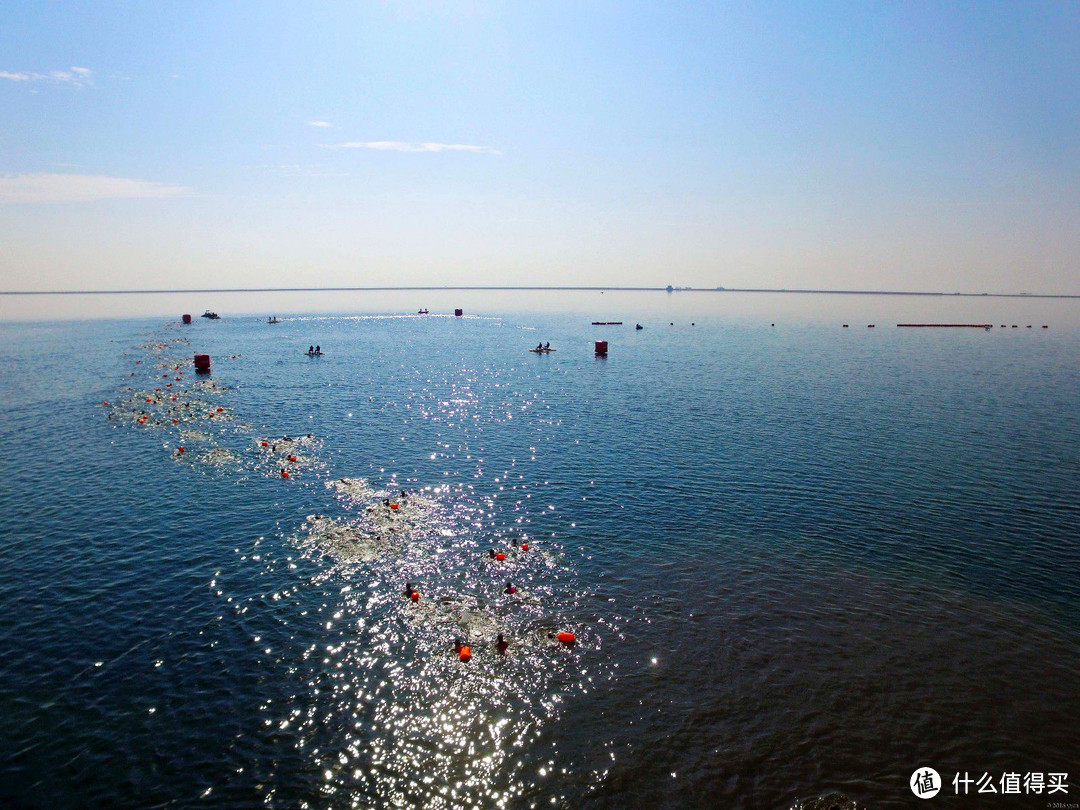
[
  {"left": 458, "top": 645, "right": 472, "bottom": 661},
  {"left": 281, "top": 469, "right": 289, "bottom": 478},
  {"left": 495, "top": 552, "right": 506, "bottom": 561},
  {"left": 390, "top": 503, "right": 399, "bottom": 510},
  {"left": 595, "top": 340, "right": 608, "bottom": 355},
  {"left": 261, "top": 441, "right": 268, "bottom": 447},
  {"left": 182, "top": 314, "right": 192, "bottom": 324},
  {"left": 521, "top": 543, "right": 529, "bottom": 551},
  {"left": 177, "top": 446, "right": 185, "bottom": 454},
  {"left": 410, "top": 591, "right": 419, "bottom": 602},
  {"left": 288, "top": 455, "right": 297, "bottom": 462},
  {"left": 193, "top": 353, "right": 211, "bottom": 372},
  {"left": 455, "top": 308, "right": 463, "bottom": 317},
  {"left": 556, "top": 632, "right": 576, "bottom": 644}
]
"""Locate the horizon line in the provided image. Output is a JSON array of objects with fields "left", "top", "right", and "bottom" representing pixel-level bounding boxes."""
[{"left": 1, "top": 286, "right": 1078, "bottom": 299}]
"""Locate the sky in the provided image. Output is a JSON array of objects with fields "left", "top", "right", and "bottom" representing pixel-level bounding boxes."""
[{"left": 1, "top": 0, "right": 1079, "bottom": 300}]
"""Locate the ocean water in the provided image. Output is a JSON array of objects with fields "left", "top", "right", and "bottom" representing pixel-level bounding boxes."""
[{"left": 1, "top": 293, "right": 1078, "bottom": 809}]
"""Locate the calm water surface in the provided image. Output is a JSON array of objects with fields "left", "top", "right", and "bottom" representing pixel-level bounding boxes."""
[{"left": 1, "top": 294, "right": 1078, "bottom": 809}]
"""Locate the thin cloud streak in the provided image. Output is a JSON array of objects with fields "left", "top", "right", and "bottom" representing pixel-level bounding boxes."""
[
  {"left": 328, "top": 141, "right": 502, "bottom": 154},
  {"left": 0, "top": 173, "right": 193, "bottom": 203},
  {"left": 307, "top": 120, "right": 333, "bottom": 128},
  {"left": 0, "top": 66, "right": 93, "bottom": 86}
]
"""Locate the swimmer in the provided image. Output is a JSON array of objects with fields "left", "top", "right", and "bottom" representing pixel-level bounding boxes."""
[
  {"left": 488, "top": 548, "right": 497, "bottom": 559},
  {"left": 404, "top": 582, "right": 416, "bottom": 597},
  {"left": 504, "top": 582, "right": 517, "bottom": 595},
  {"left": 496, "top": 633, "right": 509, "bottom": 655}
]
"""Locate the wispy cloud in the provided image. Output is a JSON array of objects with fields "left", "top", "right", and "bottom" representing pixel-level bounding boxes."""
[
  {"left": 327, "top": 141, "right": 502, "bottom": 155},
  {"left": 307, "top": 120, "right": 333, "bottom": 128},
  {"left": 0, "top": 66, "right": 94, "bottom": 86},
  {"left": 0, "top": 173, "right": 193, "bottom": 203}
]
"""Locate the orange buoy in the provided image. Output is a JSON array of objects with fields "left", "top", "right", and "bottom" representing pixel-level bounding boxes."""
[
  {"left": 521, "top": 543, "right": 529, "bottom": 551},
  {"left": 458, "top": 646, "right": 472, "bottom": 662},
  {"left": 410, "top": 591, "right": 419, "bottom": 602},
  {"left": 172, "top": 418, "right": 179, "bottom": 423},
  {"left": 495, "top": 552, "right": 506, "bottom": 561},
  {"left": 556, "top": 632, "right": 576, "bottom": 645}
]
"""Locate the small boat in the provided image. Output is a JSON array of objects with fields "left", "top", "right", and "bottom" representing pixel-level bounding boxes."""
[
  {"left": 635, "top": 324, "right": 643, "bottom": 330},
  {"left": 201, "top": 310, "right": 220, "bottom": 320},
  {"left": 305, "top": 350, "right": 324, "bottom": 356},
  {"left": 591, "top": 321, "right": 622, "bottom": 325},
  {"left": 529, "top": 347, "right": 556, "bottom": 353},
  {"left": 417, "top": 309, "right": 429, "bottom": 315},
  {"left": 268, "top": 317, "right": 280, "bottom": 324}
]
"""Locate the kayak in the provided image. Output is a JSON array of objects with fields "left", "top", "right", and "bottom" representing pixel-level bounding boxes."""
[{"left": 529, "top": 348, "right": 556, "bottom": 353}]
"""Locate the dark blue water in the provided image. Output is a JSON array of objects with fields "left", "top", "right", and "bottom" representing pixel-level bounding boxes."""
[{"left": 1, "top": 301, "right": 1078, "bottom": 809}]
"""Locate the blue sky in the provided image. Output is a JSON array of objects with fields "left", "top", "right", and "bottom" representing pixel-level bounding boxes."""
[{"left": 2, "top": 1, "right": 1078, "bottom": 295}]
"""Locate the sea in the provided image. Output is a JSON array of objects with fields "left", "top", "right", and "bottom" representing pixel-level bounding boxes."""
[{"left": 1, "top": 290, "right": 1077, "bottom": 809}]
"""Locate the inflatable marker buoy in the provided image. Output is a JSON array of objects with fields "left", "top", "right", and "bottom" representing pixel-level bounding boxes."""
[
  {"left": 216, "top": 407, "right": 224, "bottom": 412},
  {"left": 288, "top": 455, "right": 297, "bottom": 462},
  {"left": 458, "top": 646, "right": 472, "bottom": 662},
  {"left": 410, "top": 591, "right": 419, "bottom": 602},
  {"left": 521, "top": 543, "right": 529, "bottom": 551},
  {"left": 556, "top": 632, "right": 576, "bottom": 645},
  {"left": 172, "top": 418, "right": 179, "bottom": 423},
  {"left": 177, "top": 446, "right": 185, "bottom": 454},
  {"left": 390, "top": 503, "right": 399, "bottom": 510},
  {"left": 495, "top": 552, "right": 506, "bottom": 561},
  {"left": 281, "top": 470, "right": 289, "bottom": 478},
  {"left": 261, "top": 441, "right": 268, "bottom": 447}
]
